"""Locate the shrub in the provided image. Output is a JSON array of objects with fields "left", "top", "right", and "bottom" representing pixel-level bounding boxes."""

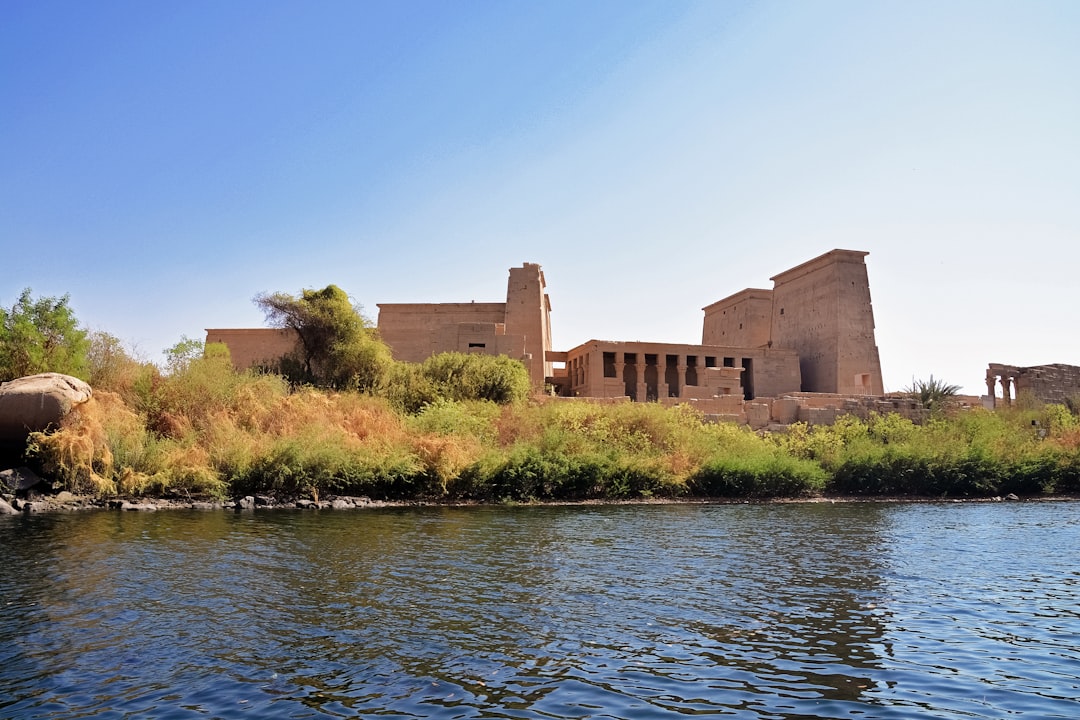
[{"left": 690, "top": 452, "right": 827, "bottom": 497}]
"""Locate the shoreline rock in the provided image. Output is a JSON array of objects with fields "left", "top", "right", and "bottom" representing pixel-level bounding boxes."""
[
  {"left": 0, "top": 490, "right": 1076, "bottom": 517},
  {"left": 0, "top": 373, "right": 92, "bottom": 446}
]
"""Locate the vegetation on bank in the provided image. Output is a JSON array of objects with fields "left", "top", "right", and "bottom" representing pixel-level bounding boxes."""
[
  {"left": 22, "top": 348, "right": 1080, "bottom": 502},
  {"left": 6, "top": 287, "right": 1080, "bottom": 503}
]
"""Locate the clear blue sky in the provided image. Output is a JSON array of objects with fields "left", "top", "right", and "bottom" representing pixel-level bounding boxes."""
[{"left": 3, "top": 0, "right": 1078, "bottom": 395}]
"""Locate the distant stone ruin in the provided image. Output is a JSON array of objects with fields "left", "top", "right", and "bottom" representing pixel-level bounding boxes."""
[{"left": 986, "top": 363, "right": 1080, "bottom": 408}]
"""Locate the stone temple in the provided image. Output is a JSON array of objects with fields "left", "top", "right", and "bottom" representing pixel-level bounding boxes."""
[{"left": 208, "top": 249, "right": 900, "bottom": 425}]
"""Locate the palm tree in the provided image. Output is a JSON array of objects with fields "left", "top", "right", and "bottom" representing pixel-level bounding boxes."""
[{"left": 904, "top": 375, "right": 961, "bottom": 414}]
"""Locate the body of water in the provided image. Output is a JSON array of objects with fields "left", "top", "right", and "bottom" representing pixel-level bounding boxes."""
[{"left": 1, "top": 501, "right": 1078, "bottom": 719}]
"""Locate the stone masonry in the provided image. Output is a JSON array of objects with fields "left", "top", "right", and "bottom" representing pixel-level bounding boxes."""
[{"left": 986, "top": 363, "right": 1080, "bottom": 408}]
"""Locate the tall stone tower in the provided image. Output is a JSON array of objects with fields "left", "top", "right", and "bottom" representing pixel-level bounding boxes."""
[
  {"left": 503, "top": 263, "right": 553, "bottom": 388},
  {"left": 769, "top": 250, "right": 883, "bottom": 395}
]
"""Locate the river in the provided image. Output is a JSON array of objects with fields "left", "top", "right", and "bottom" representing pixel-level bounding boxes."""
[{"left": 1, "top": 501, "right": 1077, "bottom": 719}]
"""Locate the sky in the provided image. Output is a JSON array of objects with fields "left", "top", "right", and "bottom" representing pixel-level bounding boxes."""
[{"left": 2, "top": 0, "right": 1078, "bottom": 395}]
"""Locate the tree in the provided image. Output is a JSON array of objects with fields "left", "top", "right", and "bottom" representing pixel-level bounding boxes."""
[
  {"left": 0, "top": 288, "right": 90, "bottom": 381},
  {"left": 163, "top": 335, "right": 206, "bottom": 375},
  {"left": 904, "top": 375, "right": 961, "bottom": 415},
  {"left": 254, "top": 284, "right": 393, "bottom": 391}
]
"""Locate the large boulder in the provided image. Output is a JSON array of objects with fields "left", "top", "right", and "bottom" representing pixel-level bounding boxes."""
[
  {"left": 0, "top": 466, "right": 44, "bottom": 493},
  {"left": 0, "top": 373, "right": 93, "bottom": 445}
]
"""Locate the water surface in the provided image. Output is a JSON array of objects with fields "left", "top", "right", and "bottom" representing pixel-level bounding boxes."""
[{"left": 2, "top": 501, "right": 1078, "bottom": 718}]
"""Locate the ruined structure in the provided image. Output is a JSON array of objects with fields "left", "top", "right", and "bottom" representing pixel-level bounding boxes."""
[
  {"left": 206, "top": 249, "right": 891, "bottom": 426},
  {"left": 986, "top": 363, "right": 1080, "bottom": 408}
]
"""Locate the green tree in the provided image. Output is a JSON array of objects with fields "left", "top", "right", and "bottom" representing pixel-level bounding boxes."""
[
  {"left": 163, "top": 334, "right": 206, "bottom": 375},
  {"left": 905, "top": 375, "right": 961, "bottom": 415},
  {"left": 0, "top": 288, "right": 90, "bottom": 381},
  {"left": 254, "top": 284, "right": 393, "bottom": 391}
]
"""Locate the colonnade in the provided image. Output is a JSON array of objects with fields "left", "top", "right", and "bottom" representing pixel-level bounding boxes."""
[
  {"left": 986, "top": 364, "right": 1020, "bottom": 408},
  {"left": 568, "top": 349, "right": 742, "bottom": 401}
]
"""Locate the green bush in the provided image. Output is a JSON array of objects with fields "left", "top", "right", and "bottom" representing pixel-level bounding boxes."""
[{"left": 690, "top": 453, "right": 827, "bottom": 498}]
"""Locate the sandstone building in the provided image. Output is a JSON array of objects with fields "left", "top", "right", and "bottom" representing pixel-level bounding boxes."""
[
  {"left": 206, "top": 249, "right": 887, "bottom": 422},
  {"left": 701, "top": 249, "right": 884, "bottom": 395},
  {"left": 376, "top": 263, "right": 553, "bottom": 389}
]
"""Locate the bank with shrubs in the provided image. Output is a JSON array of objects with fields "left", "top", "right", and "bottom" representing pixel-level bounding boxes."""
[
  {"left": 4, "top": 287, "right": 1079, "bottom": 505},
  {"left": 22, "top": 346, "right": 1080, "bottom": 504}
]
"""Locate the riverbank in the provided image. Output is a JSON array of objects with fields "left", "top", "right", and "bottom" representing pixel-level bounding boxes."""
[{"left": 6, "top": 488, "right": 1077, "bottom": 516}]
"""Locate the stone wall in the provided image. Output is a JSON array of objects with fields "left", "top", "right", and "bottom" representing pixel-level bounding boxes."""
[
  {"left": 769, "top": 250, "right": 883, "bottom": 395},
  {"left": 375, "top": 303, "right": 507, "bottom": 363},
  {"left": 205, "top": 328, "right": 298, "bottom": 371},
  {"left": 988, "top": 363, "right": 1080, "bottom": 407},
  {"left": 701, "top": 288, "right": 773, "bottom": 348}
]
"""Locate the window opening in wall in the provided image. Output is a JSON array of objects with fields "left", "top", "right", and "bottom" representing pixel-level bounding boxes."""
[
  {"left": 723, "top": 357, "right": 734, "bottom": 367},
  {"left": 686, "top": 356, "right": 698, "bottom": 387},
  {"left": 705, "top": 357, "right": 716, "bottom": 368},
  {"left": 603, "top": 352, "right": 616, "bottom": 378},
  {"left": 468, "top": 343, "right": 486, "bottom": 348},
  {"left": 780, "top": 308, "right": 785, "bottom": 315},
  {"left": 739, "top": 323, "right": 743, "bottom": 330}
]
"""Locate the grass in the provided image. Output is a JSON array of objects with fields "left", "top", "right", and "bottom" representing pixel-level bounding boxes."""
[{"left": 22, "top": 353, "right": 1080, "bottom": 502}]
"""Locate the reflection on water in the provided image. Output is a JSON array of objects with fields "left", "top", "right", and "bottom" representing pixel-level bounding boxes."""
[{"left": 1, "top": 502, "right": 1077, "bottom": 718}]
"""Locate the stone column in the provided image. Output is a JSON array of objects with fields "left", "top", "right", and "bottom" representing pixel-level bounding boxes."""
[
  {"left": 1000, "top": 375, "right": 1013, "bottom": 406},
  {"left": 677, "top": 359, "right": 688, "bottom": 395},
  {"left": 986, "top": 371, "right": 997, "bottom": 409},
  {"left": 615, "top": 356, "right": 626, "bottom": 398},
  {"left": 635, "top": 356, "right": 647, "bottom": 403}
]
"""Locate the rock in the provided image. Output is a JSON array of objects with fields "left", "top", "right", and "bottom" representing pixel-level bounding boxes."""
[
  {"left": 0, "top": 373, "right": 92, "bottom": 445},
  {"left": 254, "top": 495, "right": 274, "bottom": 507},
  {"left": 0, "top": 466, "right": 44, "bottom": 492},
  {"left": 120, "top": 501, "right": 157, "bottom": 511},
  {"left": 296, "top": 499, "right": 315, "bottom": 509},
  {"left": 1005, "top": 493, "right": 1020, "bottom": 501},
  {"left": 330, "top": 498, "right": 353, "bottom": 510},
  {"left": 237, "top": 495, "right": 255, "bottom": 510},
  {"left": 0, "top": 497, "right": 17, "bottom": 515}
]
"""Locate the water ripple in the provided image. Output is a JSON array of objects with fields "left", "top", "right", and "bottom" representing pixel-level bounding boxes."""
[{"left": 1, "top": 502, "right": 1078, "bottom": 718}]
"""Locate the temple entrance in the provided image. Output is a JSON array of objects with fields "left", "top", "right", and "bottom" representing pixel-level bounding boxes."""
[{"left": 742, "top": 358, "right": 754, "bottom": 400}]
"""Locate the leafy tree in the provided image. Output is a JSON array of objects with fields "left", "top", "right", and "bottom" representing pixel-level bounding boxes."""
[
  {"left": 254, "top": 284, "right": 393, "bottom": 391},
  {"left": 163, "top": 335, "right": 206, "bottom": 375},
  {"left": 0, "top": 288, "right": 89, "bottom": 381}
]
